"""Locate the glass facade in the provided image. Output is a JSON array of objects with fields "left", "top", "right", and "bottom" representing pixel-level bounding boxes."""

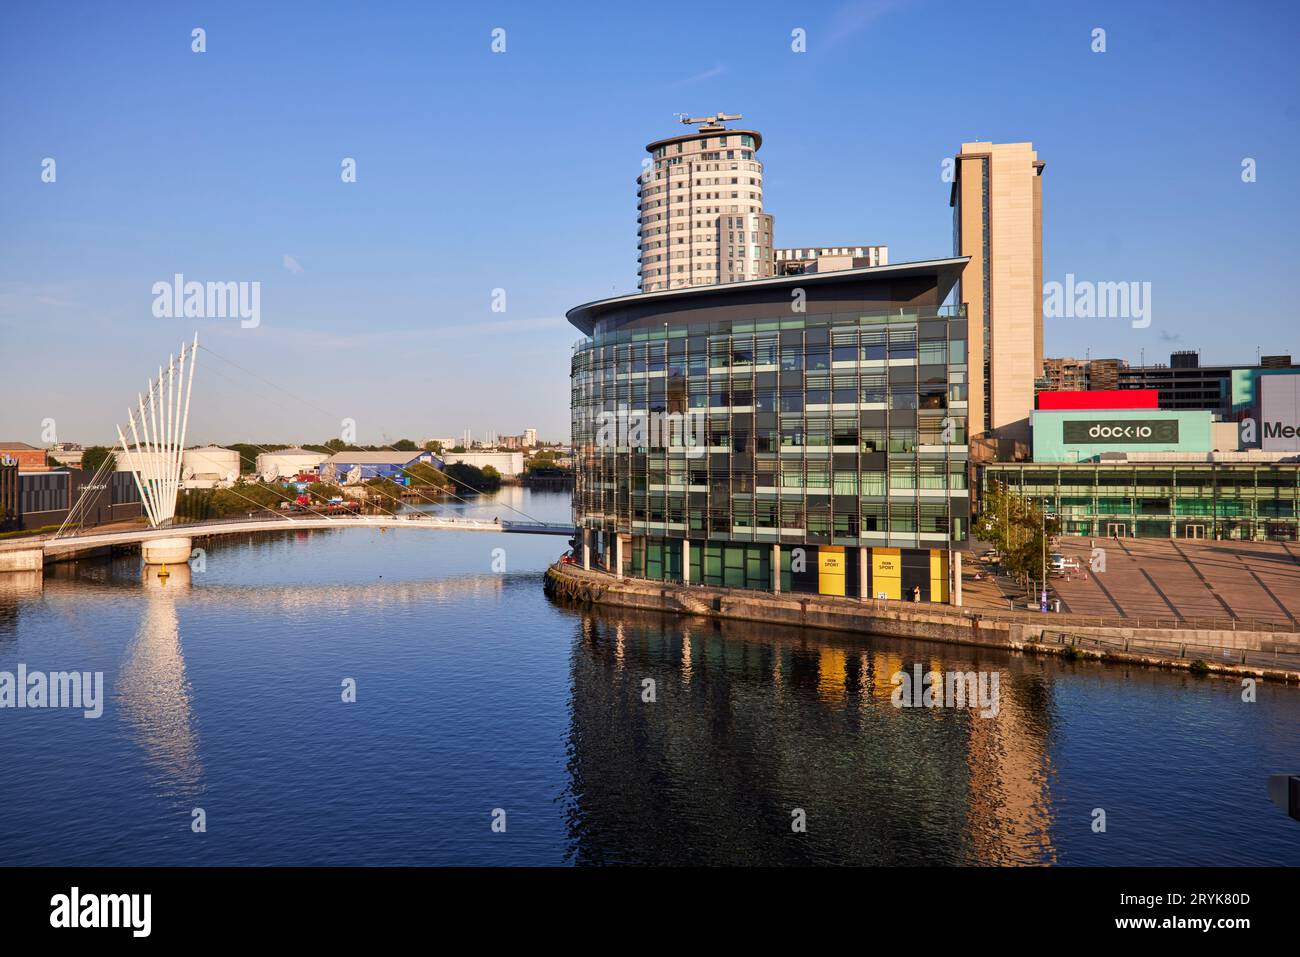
[
  {"left": 984, "top": 462, "right": 1300, "bottom": 541},
  {"left": 569, "top": 289, "right": 970, "bottom": 598}
]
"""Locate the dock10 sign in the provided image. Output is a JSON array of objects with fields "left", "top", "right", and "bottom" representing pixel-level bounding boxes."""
[{"left": 1062, "top": 419, "right": 1179, "bottom": 444}]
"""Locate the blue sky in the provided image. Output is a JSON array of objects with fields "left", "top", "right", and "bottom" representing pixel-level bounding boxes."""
[{"left": 2, "top": 0, "right": 1296, "bottom": 446}]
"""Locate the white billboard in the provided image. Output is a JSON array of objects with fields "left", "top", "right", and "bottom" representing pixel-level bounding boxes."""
[{"left": 1260, "top": 374, "right": 1300, "bottom": 451}]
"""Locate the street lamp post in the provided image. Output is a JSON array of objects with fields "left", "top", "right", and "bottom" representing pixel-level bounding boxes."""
[{"left": 1041, "top": 495, "right": 1051, "bottom": 613}]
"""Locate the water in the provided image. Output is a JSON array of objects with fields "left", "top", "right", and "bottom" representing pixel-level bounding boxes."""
[{"left": 1, "top": 489, "right": 1297, "bottom": 866}]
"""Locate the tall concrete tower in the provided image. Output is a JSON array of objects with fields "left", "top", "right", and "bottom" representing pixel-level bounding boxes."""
[
  {"left": 951, "top": 141, "right": 1045, "bottom": 458},
  {"left": 637, "top": 113, "right": 774, "bottom": 292}
]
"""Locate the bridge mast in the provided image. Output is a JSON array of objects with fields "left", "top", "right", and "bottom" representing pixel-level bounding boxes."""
[{"left": 116, "top": 333, "right": 198, "bottom": 528}]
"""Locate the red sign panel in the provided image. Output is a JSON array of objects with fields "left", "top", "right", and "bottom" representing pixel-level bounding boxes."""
[{"left": 1037, "top": 389, "right": 1158, "bottom": 411}]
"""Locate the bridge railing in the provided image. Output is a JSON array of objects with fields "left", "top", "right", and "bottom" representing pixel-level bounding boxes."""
[{"left": 45, "top": 511, "right": 569, "bottom": 544}]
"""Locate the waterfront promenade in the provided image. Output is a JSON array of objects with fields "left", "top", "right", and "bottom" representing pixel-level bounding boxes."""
[{"left": 546, "top": 557, "right": 1300, "bottom": 684}]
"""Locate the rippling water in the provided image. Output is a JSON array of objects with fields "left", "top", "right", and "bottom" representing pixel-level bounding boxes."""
[{"left": 0, "top": 489, "right": 1296, "bottom": 865}]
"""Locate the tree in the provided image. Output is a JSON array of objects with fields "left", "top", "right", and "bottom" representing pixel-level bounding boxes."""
[
  {"left": 392, "top": 438, "right": 418, "bottom": 451},
  {"left": 403, "top": 462, "right": 450, "bottom": 489},
  {"left": 226, "top": 443, "right": 274, "bottom": 474},
  {"left": 81, "top": 446, "right": 116, "bottom": 474},
  {"left": 444, "top": 462, "right": 499, "bottom": 493},
  {"left": 975, "top": 481, "right": 1058, "bottom": 596},
  {"left": 364, "top": 476, "right": 407, "bottom": 506},
  {"left": 423, "top": 440, "right": 443, "bottom": 455},
  {"left": 205, "top": 479, "right": 296, "bottom": 516}
]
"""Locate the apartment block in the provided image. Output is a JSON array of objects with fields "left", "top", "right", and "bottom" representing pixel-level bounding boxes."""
[{"left": 638, "top": 113, "right": 774, "bottom": 292}]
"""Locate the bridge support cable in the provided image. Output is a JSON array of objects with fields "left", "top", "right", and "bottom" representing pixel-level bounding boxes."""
[
  {"left": 194, "top": 342, "right": 554, "bottom": 526},
  {"left": 51, "top": 448, "right": 120, "bottom": 541},
  {"left": 179, "top": 364, "right": 418, "bottom": 525},
  {"left": 115, "top": 334, "right": 198, "bottom": 528},
  {"left": 155, "top": 380, "right": 431, "bottom": 529},
  {"left": 192, "top": 343, "right": 550, "bottom": 523}
]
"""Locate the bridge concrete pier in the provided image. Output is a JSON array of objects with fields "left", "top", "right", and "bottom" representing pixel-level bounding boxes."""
[
  {"left": 144, "top": 561, "right": 191, "bottom": 588},
  {"left": 141, "top": 536, "right": 192, "bottom": 566},
  {"left": 0, "top": 546, "right": 44, "bottom": 573}
]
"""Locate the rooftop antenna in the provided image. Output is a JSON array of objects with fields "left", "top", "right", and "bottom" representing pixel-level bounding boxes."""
[{"left": 678, "top": 112, "right": 743, "bottom": 132}]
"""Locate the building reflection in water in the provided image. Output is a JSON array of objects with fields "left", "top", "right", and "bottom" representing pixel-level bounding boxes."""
[
  {"left": 0, "top": 571, "right": 43, "bottom": 649},
  {"left": 562, "top": 605, "right": 1056, "bottom": 865},
  {"left": 116, "top": 563, "right": 204, "bottom": 799}
]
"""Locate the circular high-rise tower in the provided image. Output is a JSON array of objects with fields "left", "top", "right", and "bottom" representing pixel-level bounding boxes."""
[{"left": 637, "top": 113, "right": 773, "bottom": 292}]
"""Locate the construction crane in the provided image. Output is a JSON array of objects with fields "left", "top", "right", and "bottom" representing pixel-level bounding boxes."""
[{"left": 675, "top": 112, "right": 743, "bottom": 131}]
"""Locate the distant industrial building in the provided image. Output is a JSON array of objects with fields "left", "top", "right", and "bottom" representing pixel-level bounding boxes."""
[
  {"left": 117, "top": 445, "right": 241, "bottom": 489},
  {"left": 0, "top": 442, "right": 49, "bottom": 471},
  {"left": 256, "top": 447, "right": 328, "bottom": 481},
  {"left": 497, "top": 429, "right": 539, "bottom": 450},
  {"left": 181, "top": 446, "right": 241, "bottom": 488},
  {"left": 319, "top": 451, "right": 438, "bottom": 485},
  {"left": 441, "top": 450, "right": 524, "bottom": 478},
  {"left": 47, "top": 444, "right": 84, "bottom": 468}
]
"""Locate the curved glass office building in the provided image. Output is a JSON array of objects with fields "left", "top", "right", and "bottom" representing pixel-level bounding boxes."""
[{"left": 567, "top": 258, "right": 971, "bottom": 601}]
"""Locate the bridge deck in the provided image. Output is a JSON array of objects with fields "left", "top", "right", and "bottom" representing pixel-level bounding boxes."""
[{"left": 36, "top": 515, "right": 574, "bottom": 554}]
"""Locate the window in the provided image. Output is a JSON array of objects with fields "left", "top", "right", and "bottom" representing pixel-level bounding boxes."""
[
  {"left": 890, "top": 388, "right": 918, "bottom": 410},
  {"left": 919, "top": 340, "right": 947, "bottom": 365},
  {"left": 860, "top": 374, "right": 887, "bottom": 404},
  {"left": 861, "top": 329, "right": 886, "bottom": 361},
  {"left": 888, "top": 327, "right": 917, "bottom": 360},
  {"left": 889, "top": 429, "right": 916, "bottom": 454},
  {"left": 890, "top": 504, "right": 917, "bottom": 532}
]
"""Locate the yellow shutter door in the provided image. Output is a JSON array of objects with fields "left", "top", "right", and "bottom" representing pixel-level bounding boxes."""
[
  {"left": 818, "top": 546, "right": 846, "bottom": 596},
  {"left": 929, "top": 549, "right": 949, "bottom": 603},
  {"left": 871, "top": 548, "right": 901, "bottom": 600}
]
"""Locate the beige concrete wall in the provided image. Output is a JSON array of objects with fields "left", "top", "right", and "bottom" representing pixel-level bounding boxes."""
[
  {"left": 0, "top": 546, "right": 44, "bottom": 572},
  {"left": 956, "top": 156, "right": 987, "bottom": 437},
  {"left": 957, "top": 141, "right": 1043, "bottom": 453}
]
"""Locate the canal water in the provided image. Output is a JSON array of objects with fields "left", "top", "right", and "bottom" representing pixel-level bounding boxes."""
[{"left": 1, "top": 489, "right": 1297, "bottom": 866}]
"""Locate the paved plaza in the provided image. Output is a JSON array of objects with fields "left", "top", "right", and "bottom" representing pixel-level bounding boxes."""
[{"left": 1038, "top": 537, "right": 1300, "bottom": 628}]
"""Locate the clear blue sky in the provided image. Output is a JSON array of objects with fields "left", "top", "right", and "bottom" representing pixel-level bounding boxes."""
[{"left": 2, "top": 0, "right": 1296, "bottom": 447}]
